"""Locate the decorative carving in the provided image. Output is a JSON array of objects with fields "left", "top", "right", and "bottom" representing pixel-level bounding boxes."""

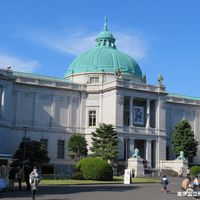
[{"left": 115, "top": 68, "right": 121, "bottom": 80}]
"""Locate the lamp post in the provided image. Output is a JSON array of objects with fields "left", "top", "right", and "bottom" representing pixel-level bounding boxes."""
[{"left": 23, "top": 127, "right": 28, "bottom": 166}]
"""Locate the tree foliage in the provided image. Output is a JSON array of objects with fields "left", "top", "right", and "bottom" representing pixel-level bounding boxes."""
[
  {"left": 90, "top": 123, "right": 118, "bottom": 162},
  {"left": 13, "top": 140, "right": 49, "bottom": 166},
  {"left": 171, "top": 120, "right": 198, "bottom": 162},
  {"left": 67, "top": 133, "right": 88, "bottom": 161}
]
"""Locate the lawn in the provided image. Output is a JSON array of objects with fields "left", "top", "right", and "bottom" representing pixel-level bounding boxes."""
[{"left": 40, "top": 175, "right": 160, "bottom": 185}]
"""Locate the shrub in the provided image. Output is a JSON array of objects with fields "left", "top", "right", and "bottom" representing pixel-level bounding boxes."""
[
  {"left": 76, "top": 157, "right": 113, "bottom": 181},
  {"left": 190, "top": 166, "right": 200, "bottom": 176}
]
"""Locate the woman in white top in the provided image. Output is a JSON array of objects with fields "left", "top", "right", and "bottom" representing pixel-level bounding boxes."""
[{"left": 29, "top": 167, "right": 40, "bottom": 200}]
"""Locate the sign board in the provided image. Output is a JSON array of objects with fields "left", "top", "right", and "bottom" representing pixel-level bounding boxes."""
[{"left": 124, "top": 169, "right": 131, "bottom": 184}]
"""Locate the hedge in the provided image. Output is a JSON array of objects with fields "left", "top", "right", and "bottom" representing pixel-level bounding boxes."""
[{"left": 76, "top": 157, "right": 113, "bottom": 181}]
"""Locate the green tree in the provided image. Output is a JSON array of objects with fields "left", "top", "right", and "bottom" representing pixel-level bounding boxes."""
[
  {"left": 67, "top": 134, "right": 88, "bottom": 161},
  {"left": 90, "top": 123, "right": 118, "bottom": 162},
  {"left": 171, "top": 120, "right": 198, "bottom": 162},
  {"left": 14, "top": 140, "right": 49, "bottom": 166}
]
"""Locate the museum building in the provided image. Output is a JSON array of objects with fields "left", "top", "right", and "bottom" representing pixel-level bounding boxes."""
[{"left": 0, "top": 20, "right": 200, "bottom": 167}]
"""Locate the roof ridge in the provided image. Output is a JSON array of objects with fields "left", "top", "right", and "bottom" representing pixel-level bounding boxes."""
[{"left": 168, "top": 93, "right": 200, "bottom": 101}]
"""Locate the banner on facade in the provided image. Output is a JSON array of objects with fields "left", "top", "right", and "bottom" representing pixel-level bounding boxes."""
[{"left": 133, "top": 106, "right": 144, "bottom": 125}]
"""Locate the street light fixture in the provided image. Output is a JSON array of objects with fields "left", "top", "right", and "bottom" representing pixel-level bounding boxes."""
[{"left": 23, "top": 126, "right": 28, "bottom": 166}]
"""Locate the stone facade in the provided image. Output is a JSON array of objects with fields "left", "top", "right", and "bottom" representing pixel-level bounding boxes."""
[{"left": 0, "top": 68, "right": 200, "bottom": 166}]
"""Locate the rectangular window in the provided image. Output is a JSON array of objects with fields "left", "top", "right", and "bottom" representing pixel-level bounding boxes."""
[
  {"left": 57, "top": 140, "right": 65, "bottom": 159},
  {"left": 90, "top": 77, "right": 99, "bottom": 83},
  {"left": 89, "top": 111, "right": 96, "bottom": 126},
  {"left": 40, "top": 139, "right": 48, "bottom": 149},
  {"left": 150, "top": 100, "right": 156, "bottom": 128}
]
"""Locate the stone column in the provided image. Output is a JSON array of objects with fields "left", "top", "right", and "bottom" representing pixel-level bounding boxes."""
[
  {"left": 129, "top": 97, "right": 133, "bottom": 126},
  {"left": 155, "top": 99, "right": 159, "bottom": 129},
  {"left": 146, "top": 139, "right": 152, "bottom": 167},
  {"left": 146, "top": 99, "right": 150, "bottom": 128},
  {"left": 1, "top": 87, "right": 5, "bottom": 118},
  {"left": 156, "top": 98, "right": 166, "bottom": 132},
  {"left": 67, "top": 96, "right": 72, "bottom": 127},
  {"left": 129, "top": 138, "right": 135, "bottom": 158},
  {"left": 50, "top": 94, "right": 56, "bottom": 128}
]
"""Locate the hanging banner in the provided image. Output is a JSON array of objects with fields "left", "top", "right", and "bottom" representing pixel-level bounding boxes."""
[{"left": 133, "top": 106, "right": 144, "bottom": 125}]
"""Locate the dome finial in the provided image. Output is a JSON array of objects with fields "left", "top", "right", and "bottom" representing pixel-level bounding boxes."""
[{"left": 104, "top": 16, "right": 108, "bottom": 31}]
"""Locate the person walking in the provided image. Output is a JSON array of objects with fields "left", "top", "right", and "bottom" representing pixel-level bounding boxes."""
[
  {"left": 24, "top": 164, "right": 32, "bottom": 191},
  {"left": 16, "top": 166, "right": 24, "bottom": 190},
  {"left": 193, "top": 176, "right": 199, "bottom": 190},
  {"left": 8, "top": 166, "right": 16, "bottom": 191},
  {"left": 161, "top": 175, "right": 170, "bottom": 193},
  {"left": 29, "top": 166, "right": 40, "bottom": 200}
]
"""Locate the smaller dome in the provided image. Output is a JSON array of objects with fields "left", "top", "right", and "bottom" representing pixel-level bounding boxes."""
[
  {"left": 96, "top": 31, "right": 114, "bottom": 39},
  {"left": 96, "top": 17, "right": 114, "bottom": 40},
  {"left": 96, "top": 31, "right": 115, "bottom": 41}
]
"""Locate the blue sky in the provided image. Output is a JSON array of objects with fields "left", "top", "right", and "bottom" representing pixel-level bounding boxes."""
[{"left": 0, "top": 0, "right": 200, "bottom": 97}]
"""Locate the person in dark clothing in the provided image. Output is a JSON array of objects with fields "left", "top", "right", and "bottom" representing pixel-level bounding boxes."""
[
  {"left": 16, "top": 166, "right": 24, "bottom": 190},
  {"left": 24, "top": 165, "right": 32, "bottom": 191},
  {"left": 161, "top": 175, "right": 170, "bottom": 193},
  {"left": 8, "top": 166, "right": 16, "bottom": 190}
]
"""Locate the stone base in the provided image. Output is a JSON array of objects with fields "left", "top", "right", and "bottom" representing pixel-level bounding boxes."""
[
  {"left": 128, "top": 158, "right": 144, "bottom": 177},
  {"left": 160, "top": 160, "right": 188, "bottom": 177}
]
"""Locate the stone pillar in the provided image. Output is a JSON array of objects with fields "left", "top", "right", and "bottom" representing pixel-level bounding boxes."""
[
  {"left": 146, "top": 139, "right": 152, "bottom": 167},
  {"left": 156, "top": 98, "right": 166, "bottom": 133},
  {"left": 129, "top": 139, "right": 135, "bottom": 157},
  {"left": 146, "top": 99, "right": 150, "bottom": 128},
  {"left": 50, "top": 94, "right": 56, "bottom": 128},
  {"left": 68, "top": 96, "right": 72, "bottom": 127},
  {"left": 155, "top": 99, "right": 159, "bottom": 129},
  {"left": 156, "top": 137, "right": 166, "bottom": 168},
  {"left": 129, "top": 97, "right": 133, "bottom": 126},
  {"left": 1, "top": 87, "right": 5, "bottom": 118},
  {"left": 128, "top": 158, "right": 144, "bottom": 177}
]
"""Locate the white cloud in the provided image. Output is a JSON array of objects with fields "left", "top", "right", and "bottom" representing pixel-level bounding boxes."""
[
  {"left": 0, "top": 52, "right": 39, "bottom": 72},
  {"left": 28, "top": 29, "right": 149, "bottom": 61},
  {"left": 115, "top": 32, "right": 149, "bottom": 60},
  {"left": 34, "top": 32, "right": 96, "bottom": 55}
]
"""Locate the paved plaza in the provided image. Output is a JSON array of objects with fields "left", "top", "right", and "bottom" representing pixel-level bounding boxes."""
[{"left": 0, "top": 178, "right": 195, "bottom": 200}]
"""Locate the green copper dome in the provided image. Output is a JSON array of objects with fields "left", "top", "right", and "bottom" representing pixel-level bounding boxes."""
[{"left": 65, "top": 17, "right": 143, "bottom": 78}]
